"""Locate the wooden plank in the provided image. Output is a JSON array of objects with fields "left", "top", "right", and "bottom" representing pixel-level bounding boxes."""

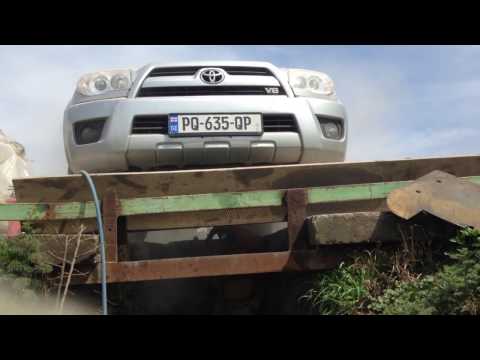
[
  {"left": 14, "top": 155, "right": 480, "bottom": 203},
  {"left": 3, "top": 176, "right": 480, "bottom": 222}
]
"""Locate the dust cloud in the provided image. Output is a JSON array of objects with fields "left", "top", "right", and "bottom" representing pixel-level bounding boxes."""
[{"left": 0, "top": 282, "right": 100, "bottom": 315}]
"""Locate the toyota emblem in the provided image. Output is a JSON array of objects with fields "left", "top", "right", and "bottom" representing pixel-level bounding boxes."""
[{"left": 200, "top": 68, "right": 225, "bottom": 84}]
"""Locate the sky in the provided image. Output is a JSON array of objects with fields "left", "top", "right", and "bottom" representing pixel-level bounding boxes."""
[{"left": 1, "top": 45, "right": 480, "bottom": 177}]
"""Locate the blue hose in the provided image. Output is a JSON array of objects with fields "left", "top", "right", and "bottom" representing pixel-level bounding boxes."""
[{"left": 80, "top": 171, "right": 108, "bottom": 315}]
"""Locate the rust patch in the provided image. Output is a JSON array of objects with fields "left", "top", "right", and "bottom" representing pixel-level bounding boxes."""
[
  {"left": 36, "top": 179, "right": 69, "bottom": 191},
  {"left": 102, "top": 190, "right": 121, "bottom": 262},
  {"left": 160, "top": 182, "right": 170, "bottom": 194},
  {"left": 233, "top": 167, "right": 275, "bottom": 188},
  {"left": 286, "top": 189, "right": 308, "bottom": 250},
  {"left": 113, "top": 175, "right": 148, "bottom": 195},
  {"left": 59, "top": 188, "right": 79, "bottom": 201},
  {"left": 83, "top": 250, "right": 344, "bottom": 283},
  {"left": 272, "top": 166, "right": 383, "bottom": 190},
  {"left": 44, "top": 204, "right": 56, "bottom": 220}
]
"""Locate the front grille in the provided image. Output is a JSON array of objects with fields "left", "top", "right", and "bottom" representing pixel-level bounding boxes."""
[
  {"left": 263, "top": 114, "right": 298, "bottom": 133},
  {"left": 222, "top": 67, "right": 274, "bottom": 76},
  {"left": 148, "top": 66, "right": 274, "bottom": 77},
  {"left": 149, "top": 67, "right": 201, "bottom": 77},
  {"left": 131, "top": 115, "right": 168, "bottom": 134},
  {"left": 131, "top": 113, "right": 298, "bottom": 135},
  {"left": 137, "top": 86, "right": 285, "bottom": 97}
]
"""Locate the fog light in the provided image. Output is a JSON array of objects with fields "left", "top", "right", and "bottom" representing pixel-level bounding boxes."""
[
  {"left": 317, "top": 116, "right": 344, "bottom": 140},
  {"left": 81, "top": 127, "right": 101, "bottom": 144},
  {"left": 323, "top": 122, "right": 340, "bottom": 139},
  {"left": 74, "top": 119, "right": 106, "bottom": 145}
]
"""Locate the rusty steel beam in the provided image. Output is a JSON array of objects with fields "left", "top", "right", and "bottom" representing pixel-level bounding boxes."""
[
  {"left": 14, "top": 155, "right": 480, "bottom": 203},
  {"left": 102, "top": 190, "right": 120, "bottom": 262},
  {"left": 286, "top": 188, "right": 308, "bottom": 249},
  {"left": 79, "top": 250, "right": 344, "bottom": 284}
]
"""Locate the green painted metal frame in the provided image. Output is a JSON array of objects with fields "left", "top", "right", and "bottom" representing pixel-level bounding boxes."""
[
  {"left": 2, "top": 176, "right": 480, "bottom": 222},
  {"left": 4, "top": 174, "right": 480, "bottom": 283}
]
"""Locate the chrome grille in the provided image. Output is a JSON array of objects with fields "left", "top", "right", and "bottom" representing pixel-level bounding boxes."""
[
  {"left": 137, "top": 86, "right": 285, "bottom": 97},
  {"left": 148, "top": 66, "right": 274, "bottom": 77},
  {"left": 263, "top": 114, "right": 298, "bottom": 133},
  {"left": 131, "top": 115, "right": 168, "bottom": 134},
  {"left": 138, "top": 65, "right": 286, "bottom": 98}
]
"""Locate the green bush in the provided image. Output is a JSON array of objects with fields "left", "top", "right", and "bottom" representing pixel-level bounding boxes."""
[
  {"left": 0, "top": 231, "right": 53, "bottom": 300},
  {"left": 303, "top": 227, "right": 480, "bottom": 315},
  {"left": 373, "top": 228, "right": 480, "bottom": 315}
]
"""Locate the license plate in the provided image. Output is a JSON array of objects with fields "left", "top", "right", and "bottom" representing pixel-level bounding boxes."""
[{"left": 168, "top": 114, "right": 262, "bottom": 136}]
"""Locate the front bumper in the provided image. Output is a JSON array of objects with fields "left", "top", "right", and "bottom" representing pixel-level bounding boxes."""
[{"left": 64, "top": 96, "right": 347, "bottom": 173}]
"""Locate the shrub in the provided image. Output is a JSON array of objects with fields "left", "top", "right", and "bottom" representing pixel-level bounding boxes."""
[
  {"left": 373, "top": 227, "right": 480, "bottom": 315},
  {"left": 0, "top": 231, "right": 53, "bottom": 301},
  {"left": 303, "top": 227, "right": 480, "bottom": 315}
]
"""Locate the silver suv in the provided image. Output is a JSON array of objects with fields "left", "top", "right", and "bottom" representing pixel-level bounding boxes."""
[{"left": 64, "top": 61, "right": 347, "bottom": 173}]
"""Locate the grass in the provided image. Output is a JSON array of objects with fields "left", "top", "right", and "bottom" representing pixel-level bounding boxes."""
[{"left": 301, "top": 227, "right": 480, "bottom": 315}]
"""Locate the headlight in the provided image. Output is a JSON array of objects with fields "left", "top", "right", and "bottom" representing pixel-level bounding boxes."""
[
  {"left": 287, "top": 69, "right": 336, "bottom": 98},
  {"left": 76, "top": 69, "right": 134, "bottom": 97},
  {"left": 111, "top": 73, "right": 131, "bottom": 90}
]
